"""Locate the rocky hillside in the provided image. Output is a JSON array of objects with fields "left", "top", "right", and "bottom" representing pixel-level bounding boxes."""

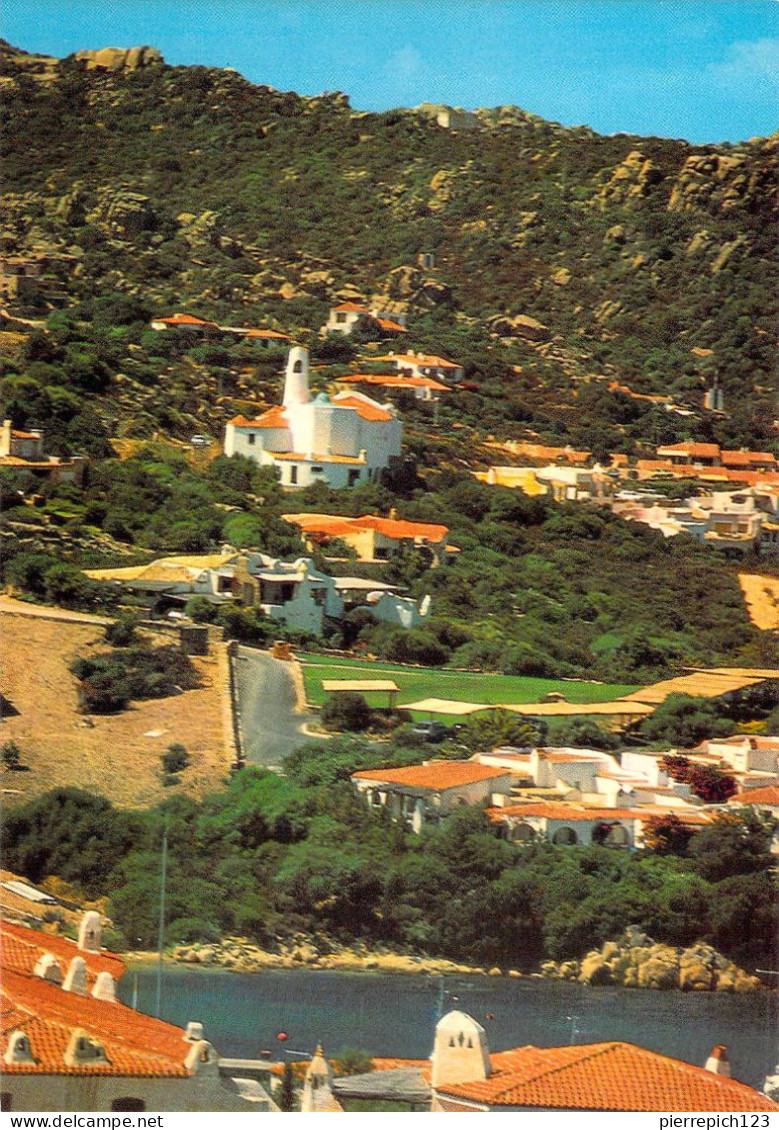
[{"left": 0, "top": 39, "right": 775, "bottom": 448}]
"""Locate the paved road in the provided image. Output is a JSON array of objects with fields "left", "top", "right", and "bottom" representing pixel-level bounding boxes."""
[{"left": 234, "top": 646, "right": 315, "bottom": 768}]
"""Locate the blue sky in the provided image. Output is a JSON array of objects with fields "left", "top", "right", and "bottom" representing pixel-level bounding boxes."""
[{"left": 2, "top": 1, "right": 777, "bottom": 143}]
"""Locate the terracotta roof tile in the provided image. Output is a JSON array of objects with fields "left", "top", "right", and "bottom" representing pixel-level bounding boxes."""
[
  {"left": 1, "top": 969, "right": 190, "bottom": 1077},
  {"left": 155, "top": 313, "right": 217, "bottom": 328},
  {"left": 353, "top": 763, "right": 509, "bottom": 790},
  {"left": 229, "top": 406, "right": 289, "bottom": 429},
  {"left": 331, "top": 394, "right": 394, "bottom": 421},
  {"left": 2, "top": 921, "right": 125, "bottom": 984},
  {"left": 436, "top": 1041, "right": 777, "bottom": 1111},
  {"left": 729, "top": 786, "right": 779, "bottom": 805},
  {"left": 656, "top": 442, "right": 721, "bottom": 459}
]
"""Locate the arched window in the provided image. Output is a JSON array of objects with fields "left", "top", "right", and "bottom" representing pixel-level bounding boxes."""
[
  {"left": 552, "top": 826, "right": 578, "bottom": 846},
  {"left": 511, "top": 823, "right": 534, "bottom": 843},
  {"left": 293, "top": 360, "right": 303, "bottom": 373},
  {"left": 595, "top": 822, "right": 630, "bottom": 847}
]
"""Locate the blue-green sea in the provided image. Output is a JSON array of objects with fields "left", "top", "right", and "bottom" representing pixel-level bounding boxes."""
[{"left": 120, "top": 966, "right": 778, "bottom": 1089}]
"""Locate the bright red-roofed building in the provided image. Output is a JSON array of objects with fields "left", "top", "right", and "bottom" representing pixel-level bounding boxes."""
[
  {"left": 0, "top": 919, "right": 277, "bottom": 1112},
  {"left": 351, "top": 762, "right": 513, "bottom": 832},
  {"left": 281, "top": 509, "right": 453, "bottom": 565}
]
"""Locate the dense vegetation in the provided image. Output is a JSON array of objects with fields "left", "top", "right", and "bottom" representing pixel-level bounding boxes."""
[
  {"left": 2, "top": 446, "right": 771, "bottom": 681},
  {"left": 4, "top": 762, "right": 776, "bottom": 971}
]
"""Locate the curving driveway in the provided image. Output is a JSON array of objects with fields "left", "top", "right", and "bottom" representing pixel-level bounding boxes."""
[{"left": 234, "top": 646, "right": 315, "bottom": 768}]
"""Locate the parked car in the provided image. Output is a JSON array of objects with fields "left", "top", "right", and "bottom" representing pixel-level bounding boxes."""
[
  {"left": 411, "top": 721, "right": 452, "bottom": 743},
  {"left": 190, "top": 435, "right": 212, "bottom": 447}
]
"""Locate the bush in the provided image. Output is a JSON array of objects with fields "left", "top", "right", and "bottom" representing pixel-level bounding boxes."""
[
  {"left": 71, "top": 647, "right": 198, "bottom": 713},
  {"left": 161, "top": 744, "right": 190, "bottom": 774},
  {"left": 104, "top": 615, "right": 140, "bottom": 647},
  {"left": 321, "top": 693, "right": 373, "bottom": 733},
  {"left": 185, "top": 596, "right": 218, "bottom": 623},
  {"left": 1, "top": 741, "right": 22, "bottom": 770}
]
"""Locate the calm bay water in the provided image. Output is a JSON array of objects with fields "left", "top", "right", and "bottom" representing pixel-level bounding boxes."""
[{"left": 120, "top": 966, "right": 778, "bottom": 1090}]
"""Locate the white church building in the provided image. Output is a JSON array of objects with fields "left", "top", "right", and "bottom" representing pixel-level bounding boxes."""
[{"left": 224, "top": 347, "right": 403, "bottom": 489}]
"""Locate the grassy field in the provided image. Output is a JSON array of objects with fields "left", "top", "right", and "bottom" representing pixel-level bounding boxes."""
[{"left": 299, "top": 653, "right": 640, "bottom": 713}]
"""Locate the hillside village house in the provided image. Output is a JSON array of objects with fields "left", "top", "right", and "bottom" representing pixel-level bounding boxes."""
[
  {"left": 307, "top": 1010, "right": 775, "bottom": 1113},
  {"left": 224, "top": 347, "right": 403, "bottom": 489},
  {"left": 281, "top": 510, "right": 454, "bottom": 566},
  {"left": 611, "top": 488, "right": 779, "bottom": 553},
  {"left": 656, "top": 442, "right": 777, "bottom": 472},
  {"left": 0, "top": 915, "right": 277, "bottom": 1112},
  {"left": 351, "top": 762, "right": 513, "bottom": 833},
  {"left": 323, "top": 301, "right": 407, "bottom": 337},
  {"left": 333, "top": 371, "right": 450, "bottom": 401},
  {"left": 87, "top": 550, "right": 431, "bottom": 635},
  {"left": 0, "top": 419, "right": 86, "bottom": 485},
  {"left": 375, "top": 351, "right": 465, "bottom": 384},
  {"left": 150, "top": 312, "right": 290, "bottom": 347}
]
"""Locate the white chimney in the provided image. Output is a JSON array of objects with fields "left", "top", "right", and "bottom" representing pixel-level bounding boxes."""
[{"left": 705, "top": 1046, "right": 730, "bottom": 1077}]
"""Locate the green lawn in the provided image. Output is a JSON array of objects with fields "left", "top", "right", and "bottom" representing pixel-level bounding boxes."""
[{"left": 299, "top": 652, "right": 641, "bottom": 713}]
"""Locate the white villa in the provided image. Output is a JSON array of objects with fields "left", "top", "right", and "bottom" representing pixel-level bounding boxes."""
[{"left": 224, "top": 347, "right": 403, "bottom": 489}]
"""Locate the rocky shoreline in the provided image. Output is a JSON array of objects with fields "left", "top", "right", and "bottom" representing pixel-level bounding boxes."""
[
  {"left": 123, "top": 927, "right": 763, "bottom": 990},
  {"left": 540, "top": 928, "right": 762, "bottom": 993}
]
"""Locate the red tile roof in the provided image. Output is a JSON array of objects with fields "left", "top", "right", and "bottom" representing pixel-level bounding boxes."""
[
  {"left": 2, "top": 921, "right": 125, "bottom": 985},
  {"left": 721, "top": 450, "right": 776, "bottom": 467},
  {"left": 656, "top": 442, "right": 721, "bottom": 459},
  {"left": 333, "top": 302, "right": 370, "bottom": 313},
  {"left": 331, "top": 394, "right": 394, "bottom": 421},
  {"left": 284, "top": 512, "right": 449, "bottom": 542},
  {"left": 375, "top": 318, "right": 408, "bottom": 333},
  {"left": 352, "top": 763, "right": 508, "bottom": 791},
  {"left": 436, "top": 1041, "right": 777, "bottom": 1111},
  {"left": 0, "top": 921, "right": 197, "bottom": 1079},
  {"left": 229, "top": 406, "right": 289, "bottom": 429},
  {"left": 1, "top": 968, "right": 190, "bottom": 1078},
  {"left": 729, "top": 786, "right": 779, "bottom": 806},
  {"left": 335, "top": 373, "right": 449, "bottom": 391},
  {"left": 245, "top": 329, "right": 291, "bottom": 340},
  {"left": 488, "top": 803, "right": 639, "bottom": 823},
  {"left": 155, "top": 313, "right": 217, "bottom": 328}
]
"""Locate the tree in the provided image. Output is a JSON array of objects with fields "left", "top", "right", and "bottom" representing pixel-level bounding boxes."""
[
  {"left": 458, "top": 710, "right": 543, "bottom": 753},
  {"left": 687, "top": 810, "right": 776, "bottom": 882},
  {"left": 279, "top": 1062, "right": 295, "bottom": 1111},
  {"left": 321, "top": 693, "right": 373, "bottom": 733},
  {"left": 641, "top": 695, "right": 735, "bottom": 748},
  {"left": 659, "top": 754, "right": 737, "bottom": 803},
  {"left": 642, "top": 813, "right": 693, "bottom": 856}
]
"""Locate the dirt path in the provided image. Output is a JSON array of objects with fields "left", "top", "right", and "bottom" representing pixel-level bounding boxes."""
[
  {"left": 0, "top": 595, "right": 112, "bottom": 625},
  {"left": 739, "top": 574, "right": 779, "bottom": 631}
]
